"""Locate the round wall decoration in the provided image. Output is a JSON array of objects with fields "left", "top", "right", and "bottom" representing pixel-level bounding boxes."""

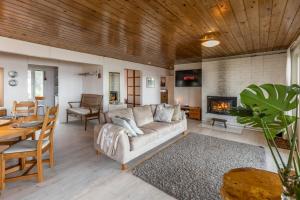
[
  {"left": 8, "top": 71, "right": 18, "bottom": 78},
  {"left": 8, "top": 79, "right": 18, "bottom": 87}
]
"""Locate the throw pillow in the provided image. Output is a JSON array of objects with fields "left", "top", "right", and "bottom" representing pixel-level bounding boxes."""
[
  {"left": 154, "top": 104, "right": 174, "bottom": 123},
  {"left": 164, "top": 104, "right": 182, "bottom": 121},
  {"left": 116, "top": 116, "right": 144, "bottom": 135},
  {"left": 150, "top": 104, "right": 158, "bottom": 116},
  {"left": 111, "top": 117, "right": 137, "bottom": 137},
  {"left": 171, "top": 104, "right": 181, "bottom": 121}
]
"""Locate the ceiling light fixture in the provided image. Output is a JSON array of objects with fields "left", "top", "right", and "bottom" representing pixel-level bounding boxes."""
[{"left": 200, "top": 32, "right": 220, "bottom": 47}]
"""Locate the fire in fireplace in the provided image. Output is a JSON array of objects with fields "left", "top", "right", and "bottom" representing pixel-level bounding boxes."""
[
  {"left": 109, "top": 91, "right": 119, "bottom": 102},
  {"left": 207, "top": 96, "right": 237, "bottom": 115}
]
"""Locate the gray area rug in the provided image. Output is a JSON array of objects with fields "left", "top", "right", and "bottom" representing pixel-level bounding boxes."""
[{"left": 132, "top": 133, "right": 266, "bottom": 200}]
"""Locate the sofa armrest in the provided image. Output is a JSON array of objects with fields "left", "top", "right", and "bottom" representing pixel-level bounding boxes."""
[
  {"left": 181, "top": 110, "right": 187, "bottom": 120},
  {"left": 93, "top": 123, "right": 130, "bottom": 164},
  {"left": 94, "top": 124, "right": 104, "bottom": 148}
]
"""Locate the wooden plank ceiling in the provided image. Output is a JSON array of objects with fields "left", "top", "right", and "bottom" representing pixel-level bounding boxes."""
[{"left": 0, "top": 0, "right": 299, "bottom": 69}]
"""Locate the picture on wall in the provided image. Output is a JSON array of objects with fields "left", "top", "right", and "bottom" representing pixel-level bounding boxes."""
[
  {"left": 146, "top": 77, "right": 155, "bottom": 88},
  {"left": 160, "top": 77, "right": 166, "bottom": 87}
]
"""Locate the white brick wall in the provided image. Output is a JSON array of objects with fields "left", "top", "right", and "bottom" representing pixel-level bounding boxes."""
[{"left": 202, "top": 53, "right": 287, "bottom": 124}]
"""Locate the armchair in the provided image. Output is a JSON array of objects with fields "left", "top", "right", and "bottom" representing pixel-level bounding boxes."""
[{"left": 66, "top": 94, "right": 103, "bottom": 130}]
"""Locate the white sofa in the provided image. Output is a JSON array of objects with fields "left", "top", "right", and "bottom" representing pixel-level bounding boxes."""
[{"left": 94, "top": 105, "right": 187, "bottom": 169}]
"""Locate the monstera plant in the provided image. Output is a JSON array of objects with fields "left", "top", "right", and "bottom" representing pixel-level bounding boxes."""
[{"left": 230, "top": 84, "right": 300, "bottom": 200}]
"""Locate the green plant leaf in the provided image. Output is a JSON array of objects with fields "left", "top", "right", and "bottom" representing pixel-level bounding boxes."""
[
  {"left": 230, "top": 84, "right": 299, "bottom": 140},
  {"left": 240, "top": 84, "right": 298, "bottom": 116},
  {"left": 234, "top": 113, "right": 295, "bottom": 139}
]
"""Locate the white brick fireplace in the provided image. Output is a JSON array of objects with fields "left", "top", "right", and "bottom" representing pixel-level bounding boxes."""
[{"left": 201, "top": 52, "right": 287, "bottom": 126}]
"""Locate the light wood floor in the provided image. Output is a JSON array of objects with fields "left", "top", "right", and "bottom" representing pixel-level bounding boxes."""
[{"left": 0, "top": 120, "right": 287, "bottom": 200}]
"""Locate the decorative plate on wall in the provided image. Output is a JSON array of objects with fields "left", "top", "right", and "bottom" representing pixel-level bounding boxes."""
[
  {"left": 8, "top": 79, "right": 18, "bottom": 87},
  {"left": 8, "top": 71, "right": 18, "bottom": 78}
]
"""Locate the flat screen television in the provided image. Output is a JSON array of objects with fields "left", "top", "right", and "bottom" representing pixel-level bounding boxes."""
[{"left": 175, "top": 69, "right": 202, "bottom": 87}]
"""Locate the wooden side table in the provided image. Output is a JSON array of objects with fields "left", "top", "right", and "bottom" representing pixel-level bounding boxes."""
[
  {"left": 221, "top": 168, "right": 282, "bottom": 200},
  {"left": 0, "top": 107, "right": 7, "bottom": 117},
  {"left": 181, "top": 106, "right": 201, "bottom": 120}
]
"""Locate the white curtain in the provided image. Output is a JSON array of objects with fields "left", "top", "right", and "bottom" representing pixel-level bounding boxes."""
[{"left": 289, "top": 36, "right": 300, "bottom": 147}]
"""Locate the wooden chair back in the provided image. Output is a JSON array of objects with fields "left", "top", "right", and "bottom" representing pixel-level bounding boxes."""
[
  {"left": 35, "top": 96, "right": 45, "bottom": 101},
  {"left": 12, "top": 101, "right": 37, "bottom": 116},
  {"left": 80, "top": 94, "right": 103, "bottom": 111},
  {"left": 38, "top": 105, "right": 59, "bottom": 149}
]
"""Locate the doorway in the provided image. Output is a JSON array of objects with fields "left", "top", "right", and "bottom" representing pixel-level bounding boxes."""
[
  {"left": 109, "top": 72, "right": 121, "bottom": 104},
  {"left": 28, "top": 65, "right": 58, "bottom": 110},
  {"left": 0, "top": 68, "right": 3, "bottom": 107},
  {"left": 125, "top": 69, "right": 141, "bottom": 107}
]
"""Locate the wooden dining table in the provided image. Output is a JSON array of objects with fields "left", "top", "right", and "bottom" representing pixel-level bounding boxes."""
[{"left": 0, "top": 115, "right": 43, "bottom": 140}]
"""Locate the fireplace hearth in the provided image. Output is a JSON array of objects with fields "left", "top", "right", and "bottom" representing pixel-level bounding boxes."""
[{"left": 207, "top": 96, "right": 237, "bottom": 115}]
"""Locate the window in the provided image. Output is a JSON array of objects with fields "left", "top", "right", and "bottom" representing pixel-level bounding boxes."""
[
  {"left": 28, "top": 70, "right": 44, "bottom": 99},
  {"left": 34, "top": 70, "right": 44, "bottom": 97},
  {"left": 290, "top": 43, "right": 300, "bottom": 116}
]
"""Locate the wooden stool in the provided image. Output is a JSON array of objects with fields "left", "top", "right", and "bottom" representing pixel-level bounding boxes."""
[
  {"left": 221, "top": 168, "right": 282, "bottom": 200},
  {"left": 212, "top": 118, "right": 227, "bottom": 128},
  {"left": 0, "top": 108, "right": 7, "bottom": 117}
]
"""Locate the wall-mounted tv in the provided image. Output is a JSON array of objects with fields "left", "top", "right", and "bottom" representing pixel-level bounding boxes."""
[{"left": 175, "top": 69, "right": 202, "bottom": 87}]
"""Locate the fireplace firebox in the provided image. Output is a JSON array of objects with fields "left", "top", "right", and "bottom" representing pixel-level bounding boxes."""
[{"left": 207, "top": 96, "right": 237, "bottom": 115}]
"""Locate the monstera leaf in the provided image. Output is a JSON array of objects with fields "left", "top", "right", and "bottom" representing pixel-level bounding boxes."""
[
  {"left": 230, "top": 84, "right": 299, "bottom": 139},
  {"left": 240, "top": 84, "right": 298, "bottom": 116},
  {"left": 230, "top": 106, "right": 296, "bottom": 139}
]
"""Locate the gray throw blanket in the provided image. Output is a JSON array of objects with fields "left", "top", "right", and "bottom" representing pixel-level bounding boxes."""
[{"left": 96, "top": 123, "right": 128, "bottom": 156}]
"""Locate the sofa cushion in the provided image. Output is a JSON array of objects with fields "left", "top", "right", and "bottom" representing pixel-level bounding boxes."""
[
  {"left": 133, "top": 106, "right": 154, "bottom": 127},
  {"left": 154, "top": 105, "right": 174, "bottom": 123},
  {"left": 105, "top": 108, "right": 134, "bottom": 123},
  {"left": 129, "top": 122, "right": 172, "bottom": 150},
  {"left": 141, "top": 121, "right": 172, "bottom": 133}
]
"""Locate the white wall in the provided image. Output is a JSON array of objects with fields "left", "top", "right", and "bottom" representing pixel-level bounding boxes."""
[
  {"left": 173, "top": 62, "right": 202, "bottom": 107},
  {"left": 82, "top": 65, "right": 103, "bottom": 95},
  {"left": 141, "top": 70, "right": 162, "bottom": 105},
  {"left": 101, "top": 58, "right": 168, "bottom": 111},
  {"left": 1, "top": 53, "right": 29, "bottom": 110},
  {"left": 0, "top": 37, "right": 169, "bottom": 116},
  {"left": 0, "top": 52, "right": 84, "bottom": 122},
  {"left": 57, "top": 63, "right": 83, "bottom": 121},
  {"left": 201, "top": 53, "right": 287, "bottom": 124}
]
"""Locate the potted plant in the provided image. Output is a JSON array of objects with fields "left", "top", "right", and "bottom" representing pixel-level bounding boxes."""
[{"left": 230, "top": 84, "right": 300, "bottom": 200}]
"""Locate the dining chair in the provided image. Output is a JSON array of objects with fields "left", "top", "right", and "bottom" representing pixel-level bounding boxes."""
[
  {"left": 0, "top": 105, "right": 59, "bottom": 190},
  {"left": 12, "top": 101, "right": 37, "bottom": 117},
  {"left": 11, "top": 101, "right": 38, "bottom": 141},
  {"left": 35, "top": 96, "right": 45, "bottom": 115}
]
